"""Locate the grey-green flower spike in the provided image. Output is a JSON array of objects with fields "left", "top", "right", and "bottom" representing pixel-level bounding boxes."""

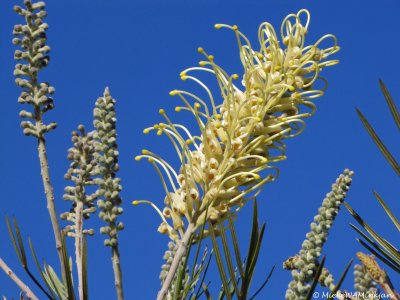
[
  {"left": 354, "top": 264, "right": 378, "bottom": 298},
  {"left": 93, "top": 87, "right": 124, "bottom": 246},
  {"left": 61, "top": 125, "right": 98, "bottom": 236},
  {"left": 93, "top": 87, "right": 125, "bottom": 300},
  {"left": 13, "top": 0, "right": 56, "bottom": 138},
  {"left": 285, "top": 169, "right": 354, "bottom": 300}
]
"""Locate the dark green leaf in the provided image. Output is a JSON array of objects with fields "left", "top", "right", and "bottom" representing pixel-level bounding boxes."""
[
  {"left": 356, "top": 108, "right": 400, "bottom": 176},
  {"left": 227, "top": 213, "right": 244, "bottom": 279},
  {"left": 357, "top": 238, "right": 400, "bottom": 273},
  {"left": 374, "top": 191, "right": 400, "bottom": 231},
  {"left": 305, "top": 256, "right": 326, "bottom": 300},
  {"left": 328, "top": 259, "right": 353, "bottom": 296},
  {"left": 5, "top": 216, "right": 24, "bottom": 266},
  {"left": 249, "top": 265, "right": 275, "bottom": 300},
  {"left": 209, "top": 224, "right": 231, "bottom": 300},
  {"left": 218, "top": 221, "right": 240, "bottom": 297},
  {"left": 345, "top": 202, "right": 400, "bottom": 262},
  {"left": 28, "top": 239, "right": 56, "bottom": 300},
  {"left": 379, "top": 79, "right": 400, "bottom": 130}
]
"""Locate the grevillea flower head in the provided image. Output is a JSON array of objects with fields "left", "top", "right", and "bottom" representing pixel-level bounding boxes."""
[{"left": 134, "top": 10, "right": 340, "bottom": 242}]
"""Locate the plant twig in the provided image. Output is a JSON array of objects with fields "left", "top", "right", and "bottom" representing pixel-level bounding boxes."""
[
  {"left": 0, "top": 258, "right": 38, "bottom": 300},
  {"left": 111, "top": 244, "right": 124, "bottom": 300},
  {"left": 37, "top": 136, "right": 67, "bottom": 284},
  {"left": 75, "top": 201, "right": 84, "bottom": 300},
  {"left": 157, "top": 223, "right": 194, "bottom": 300}
]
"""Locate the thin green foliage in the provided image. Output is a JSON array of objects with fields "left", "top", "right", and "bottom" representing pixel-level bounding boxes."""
[
  {"left": 305, "top": 256, "right": 326, "bottom": 300},
  {"left": 328, "top": 259, "right": 353, "bottom": 297}
]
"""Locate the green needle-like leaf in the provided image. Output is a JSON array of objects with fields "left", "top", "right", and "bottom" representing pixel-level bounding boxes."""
[
  {"left": 249, "top": 265, "right": 275, "bottom": 300},
  {"left": 28, "top": 239, "right": 56, "bottom": 300},
  {"left": 357, "top": 238, "right": 400, "bottom": 273},
  {"left": 379, "top": 79, "right": 400, "bottom": 130},
  {"left": 6, "top": 216, "right": 24, "bottom": 266},
  {"left": 209, "top": 224, "right": 231, "bottom": 300},
  {"left": 345, "top": 202, "right": 400, "bottom": 262},
  {"left": 328, "top": 259, "right": 353, "bottom": 296},
  {"left": 356, "top": 108, "right": 400, "bottom": 176},
  {"left": 227, "top": 213, "right": 244, "bottom": 279},
  {"left": 305, "top": 256, "right": 326, "bottom": 300},
  {"left": 350, "top": 224, "right": 400, "bottom": 269},
  {"left": 374, "top": 191, "right": 400, "bottom": 231},
  {"left": 218, "top": 221, "right": 240, "bottom": 297}
]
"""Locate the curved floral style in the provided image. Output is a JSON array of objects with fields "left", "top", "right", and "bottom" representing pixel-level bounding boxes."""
[{"left": 134, "top": 9, "right": 339, "bottom": 242}]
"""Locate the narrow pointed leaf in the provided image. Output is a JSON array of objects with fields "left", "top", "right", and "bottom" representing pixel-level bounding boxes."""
[
  {"left": 345, "top": 202, "right": 400, "bottom": 262},
  {"left": 61, "top": 235, "right": 75, "bottom": 300},
  {"left": 193, "top": 254, "right": 213, "bottom": 299},
  {"left": 12, "top": 218, "right": 27, "bottom": 267},
  {"left": 350, "top": 224, "right": 400, "bottom": 268},
  {"left": 379, "top": 79, "right": 400, "bottom": 130},
  {"left": 356, "top": 108, "right": 400, "bottom": 176},
  {"left": 218, "top": 221, "right": 240, "bottom": 297},
  {"left": 209, "top": 224, "right": 231, "bottom": 300},
  {"left": 374, "top": 191, "right": 400, "bottom": 231},
  {"left": 28, "top": 239, "right": 56, "bottom": 299},
  {"left": 249, "top": 265, "right": 275, "bottom": 300},
  {"left": 201, "top": 283, "right": 212, "bottom": 300},
  {"left": 227, "top": 213, "right": 244, "bottom": 279},
  {"left": 305, "top": 256, "right": 326, "bottom": 300},
  {"left": 173, "top": 236, "right": 193, "bottom": 300},
  {"left": 190, "top": 206, "right": 209, "bottom": 281},
  {"left": 357, "top": 238, "right": 400, "bottom": 273},
  {"left": 43, "top": 263, "right": 66, "bottom": 300},
  {"left": 328, "top": 259, "right": 353, "bottom": 296},
  {"left": 5, "top": 216, "right": 24, "bottom": 266}
]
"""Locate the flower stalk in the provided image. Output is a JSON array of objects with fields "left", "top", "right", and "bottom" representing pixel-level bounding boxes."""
[
  {"left": 62, "top": 125, "right": 98, "bottom": 300},
  {"left": 93, "top": 88, "right": 125, "bottom": 300}
]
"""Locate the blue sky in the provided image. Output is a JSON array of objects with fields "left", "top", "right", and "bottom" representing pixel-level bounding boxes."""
[{"left": 0, "top": 0, "right": 399, "bottom": 299}]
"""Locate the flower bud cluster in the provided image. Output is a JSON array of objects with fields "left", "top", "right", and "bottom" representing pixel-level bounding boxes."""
[
  {"left": 13, "top": 0, "right": 56, "bottom": 138},
  {"left": 93, "top": 88, "right": 124, "bottom": 247},
  {"left": 61, "top": 125, "right": 98, "bottom": 237},
  {"left": 285, "top": 169, "right": 354, "bottom": 299},
  {"left": 159, "top": 242, "right": 188, "bottom": 299},
  {"left": 136, "top": 10, "right": 340, "bottom": 242},
  {"left": 354, "top": 264, "right": 377, "bottom": 297},
  {"left": 318, "top": 268, "right": 335, "bottom": 290}
]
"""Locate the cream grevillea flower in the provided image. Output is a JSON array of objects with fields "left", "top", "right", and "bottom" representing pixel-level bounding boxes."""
[{"left": 134, "top": 9, "right": 339, "bottom": 242}]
